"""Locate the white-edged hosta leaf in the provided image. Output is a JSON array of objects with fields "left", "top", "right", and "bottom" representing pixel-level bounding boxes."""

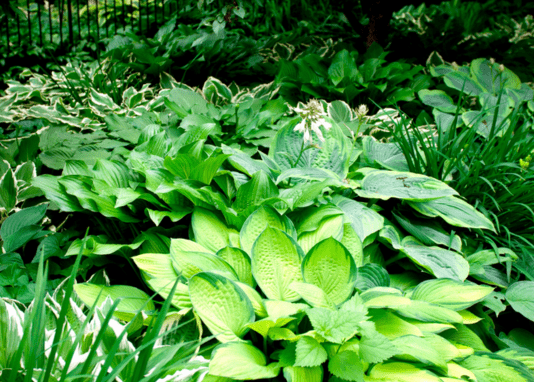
[
  {"left": 411, "top": 278, "right": 494, "bottom": 311},
  {"left": 73, "top": 283, "right": 155, "bottom": 322},
  {"left": 189, "top": 272, "right": 254, "bottom": 343},
  {"left": 302, "top": 238, "right": 357, "bottom": 306},
  {"left": 251, "top": 227, "right": 305, "bottom": 301},
  {"left": 0, "top": 298, "right": 25, "bottom": 369},
  {"left": 209, "top": 342, "right": 281, "bottom": 380}
]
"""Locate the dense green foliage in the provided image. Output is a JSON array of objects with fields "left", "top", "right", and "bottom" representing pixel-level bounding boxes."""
[{"left": 1, "top": 0, "right": 534, "bottom": 381}]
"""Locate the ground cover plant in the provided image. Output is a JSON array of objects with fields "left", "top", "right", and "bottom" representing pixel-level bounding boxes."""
[{"left": 2, "top": 0, "right": 534, "bottom": 381}]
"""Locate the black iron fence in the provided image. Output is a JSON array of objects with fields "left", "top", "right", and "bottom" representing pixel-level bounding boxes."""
[{"left": 0, "top": 0, "right": 188, "bottom": 57}]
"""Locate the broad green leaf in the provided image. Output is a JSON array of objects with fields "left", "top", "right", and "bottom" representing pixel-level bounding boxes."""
[
  {"left": 132, "top": 253, "right": 178, "bottom": 279},
  {"left": 65, "top": 236, "right": 143, "bottom": 257},
  {"left": 92, "top": 159, "right": 133, "bottom": 188},
  {"left": 340, "top": 223, "right": 364, "bottom": 267},
  {"left": 283, "top": 366, "right": 323, "bottom": 382},
  {"left": 217, "top": 247, "right": 254, "bottom": 287},
  {"left": 189, "top": 272, "right": 254, "bottom": 342},
  {"left": 191, "top": 208, "right": 232, "bottom": 253},
  {"left": 289, "top": 282, "right": 335, "bottom": 309},
  {"left": 355, "top": 264, "right": 390, "bottom": 292},
  {"left": 233, "top": 170, "right": 279, "bottom": 212},
  {"left": 392, "top": 210, "right": 462, "bottom": 252},
  {"left": 418, "top": 89, "right": 458, "bottom": 113},
  {"left": 408, "top": 196, "right": 496, "bottom": 232},
  {"left": 73, "top": 283, "right": 155, "bottom": 321},
  {"left": 209, "top": 342, "right": 281, "bottom": 380},
  {"left": 368, "top": 362, "right": 443, "bottom": 382},
  {"left": 171, "top": 249, "right": 238, "bottom": 281},
  {"left": 328, "top": 50, "right": 359, "bottom": 86},
  {"left": 0, "top": 168, "right": 17, "bottom": 213},
  {"left": 400, "top": 236, "right": 470, "bottom": 281},
  {"left": 331, "top": 195, "right": 384, "bottom": 244},
  {"left": 424, "top": 333, "right": 462, "bottom": 362},
  {"left": 302, "top": 238, "right": 357, "bottom": 305},
  {"left": 164, "top": 154, "right": 200, "bottom": 179},
  {"left": 360, "top": 288, "right": 412, "bottom": 309},
  {"left": 393, "top": 300, "right": 463, "bottom": 324},
  {"left": 328, "top": 350, "right": 364, "bottom": 382},
  {"left": 368, "top": 309, "right": 423, "bottom": 339},
  {"left": 354, "top": 168, "right": 457, "bottom": 201},
  {"left": 251, "top": 227, "right": 304, "bottom": 301},
  {"left": 411, "top": 278, "right": 494, "bottom": 311},
  {"left": 506, "top": 281, "right": 534, "bottom": 321},
  {"left": 247, "top": 317, "right": 295, "bottom": 338},
  {"left": 459, "top": 352, "right": 534, "bottom": 382},
  {"left": 392, "top": 335, "right": 447, "bottom": 372},
  {"left": 442, "top": 323, "right": 489, "bottom": 352},
  {"left": 240, "top": 205, "right": 297, "bottom": 255},
  {"left": 234, "top": 281, "right": 267, "bottom": 318},
  {"left": 295, "top": 336, "right": 328, "bottom": 367},
  {"left": 190, "top": 154, "right": 231, "bottom": 185},
  {"left": 0, "top": 204, "right": 47, "bottom": 253},
  {"left": 146, "top": 278, "right": 191, "bottom": 310},
  {"left": 470, "top": 58, "right": 521, "bottom": 93},
  {"left": 361, "top": 136, "right": 409, "bottom": 172}
]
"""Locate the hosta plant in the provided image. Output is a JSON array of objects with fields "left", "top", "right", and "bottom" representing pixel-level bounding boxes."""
[{"left": 90, "top": 204, "right": 534, "bottom": 381}]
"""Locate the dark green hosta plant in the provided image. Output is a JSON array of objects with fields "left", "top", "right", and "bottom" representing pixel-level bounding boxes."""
[
  {"left": 274, "top": 43, "right": 432, "bottom": 114},
  {"left": 91, "top": 205, "right": 534, "bottom": 381}
]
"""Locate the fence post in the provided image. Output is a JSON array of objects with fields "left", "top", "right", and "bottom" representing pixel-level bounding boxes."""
[
  {"left": 105, "top": 0, "right": 108, "bottom": 37},
  {"left": 77, "top": 0, "right": 81, "bottom": 42},
  {"left": 114, "top": 0, "right": 117, "bottom": 35},
  {"left": 6, "top": 13, "right": 10, "bottom": 56},
  {"left": 37, "top": 1, "right": 43, "bottom": 46},
  {"left": 67, "top": 0, "right": 74, "bottom": 45},
  {"left": 96, "top": 0, "right": 100, "bottom": 41},
  {"left": 27, "top": 0, "right": 32, "bottom": 46}
]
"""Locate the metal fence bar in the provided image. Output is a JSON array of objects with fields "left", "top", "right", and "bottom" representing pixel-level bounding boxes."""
[
  {"left": 26, "top": 0, "right": 31, "bottom": 46},
  {"left": 77, "top": 0, "right": 81, "bottom": 42},
  {"left": 2, "top": 0, "right": 184, "bottom": 57},
  {"left": 105, "top": 0, "right": 108, "bottom": 37},
  {"left": 68, "top": 0, "right": 74, "bottom": 45},
  {"left": 37, "top": 1, "right": 43, "bottom": 45}
]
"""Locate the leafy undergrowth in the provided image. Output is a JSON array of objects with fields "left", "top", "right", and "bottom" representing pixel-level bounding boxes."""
[{"left": 2, "top": 0, "right": 534, "bottom": 381}]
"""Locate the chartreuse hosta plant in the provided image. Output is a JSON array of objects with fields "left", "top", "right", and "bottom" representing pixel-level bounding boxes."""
[
  {"left": 0, "top": 233, "right": 214, "bottom": 382},
  {"left": 69, "top": 205, "right": 532, "bottom": 381}
]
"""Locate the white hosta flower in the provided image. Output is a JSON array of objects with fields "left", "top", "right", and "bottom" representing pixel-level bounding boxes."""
[{"left": 289, "top": 98, "right": 332, "bottom": 145}]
